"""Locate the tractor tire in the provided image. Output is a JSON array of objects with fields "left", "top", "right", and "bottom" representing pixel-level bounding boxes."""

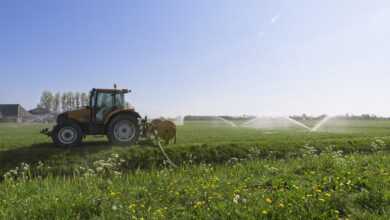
[
  {"left": 52, "top": 121, "right": 83, "bottom": 147},
  {"left": 107, "top": 114, "right": 140, "bottom": 146}
]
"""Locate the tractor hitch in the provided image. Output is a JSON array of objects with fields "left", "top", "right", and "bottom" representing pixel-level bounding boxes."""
[{"left": 40, "top": 128, "right": 53, "bottom": 137}]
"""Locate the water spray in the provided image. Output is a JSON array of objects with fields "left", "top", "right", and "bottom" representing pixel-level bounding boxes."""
[
  {"left": 310, "top": 116, "right": 333, "bottom": 132},
  {"left": 215, "top": 117, "right": 237, "bottom": 127},
  {"left": 285, "top": 117, "right": 311, "bottom": 131}
]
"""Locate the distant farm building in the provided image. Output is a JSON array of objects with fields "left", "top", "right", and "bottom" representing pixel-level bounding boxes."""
[
  {"left": 28, "top": 107, "right": 56, "bottom": 122},
  {"left": 0, "top": 104, "right": 33, "bottom": 122},
  {"left": 29, "top": 107, "right": 51, "bottom": 115}
]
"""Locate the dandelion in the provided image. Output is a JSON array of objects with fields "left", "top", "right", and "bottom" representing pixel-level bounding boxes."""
[
  {"left": 129, "top": 204, "right": 136, "bottom": 212},
  {"left": 110, "top": 191, "right": 119, "bottom": 197},
  {"left": 194, "top": 201, "right": 205, "bottom": 208}
]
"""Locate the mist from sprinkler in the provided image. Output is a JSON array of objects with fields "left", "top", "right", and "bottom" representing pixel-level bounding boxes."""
[{"left": 241, "top": 115, "right": 336, "bottom": 132}]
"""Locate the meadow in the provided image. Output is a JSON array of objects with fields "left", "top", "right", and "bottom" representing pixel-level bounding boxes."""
[{"left": 0, "top": 119, "right": 389, "bottom": 219}]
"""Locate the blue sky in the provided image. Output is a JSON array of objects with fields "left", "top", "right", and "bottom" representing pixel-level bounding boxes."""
[{"left": 1, "top": 0, "right": 389, "bottom": 117}]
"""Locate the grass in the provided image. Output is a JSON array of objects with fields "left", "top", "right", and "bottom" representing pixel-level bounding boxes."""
[{"left": 0, "top": 119, "right": 389, "bottom": 219}]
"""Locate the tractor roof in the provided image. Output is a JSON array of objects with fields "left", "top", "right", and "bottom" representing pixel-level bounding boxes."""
[{"left": 93, "top": 88, "right": 131, "bottom": 94}]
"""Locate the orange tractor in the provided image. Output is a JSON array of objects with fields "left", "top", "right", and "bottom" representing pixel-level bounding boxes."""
[{"left": 41, "top": 87, "right": 176, "bottom": 147}]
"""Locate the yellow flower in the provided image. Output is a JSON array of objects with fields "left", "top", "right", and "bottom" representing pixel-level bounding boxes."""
[
  {"left": 265, "top": 198, "right": 272, "bottom": 204},
  {"left": 110, "top": 191, "right": 119, "bottom": 197},
  {"left": 194, "top": 201, "right": 205, "bottom": 208},
  {"left": 129, "top": 204, "right": 136, "bottom": 210},
  {"left": 262, "top": 210, "right": 268, "bottom": 215}
]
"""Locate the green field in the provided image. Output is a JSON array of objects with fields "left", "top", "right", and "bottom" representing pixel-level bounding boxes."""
[{"left": 0, "top": 119, "right": 389, "bottom": 219}]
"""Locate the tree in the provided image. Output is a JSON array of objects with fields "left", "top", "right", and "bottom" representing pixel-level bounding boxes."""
[
  {"left": 53, "top": 92, "right": 61, "bottom": 113},
  {"left": 81, "top": 93, "right": 89, "bottom": 107},
  {"left": 75, "top": 92, "right": 81, "bottom": 109},
  {"left": 61, "top": 93, "right": 67, "bottom": 112},
  {"left": 39, "top": 91, "right": 54, "bottom": 111},
  {"left": 67, "top": 92, "right": 74, "bottom": 111}
]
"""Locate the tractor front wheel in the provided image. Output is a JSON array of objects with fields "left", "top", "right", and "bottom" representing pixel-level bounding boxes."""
[
  {"left": 52, "top": 121, "right": 83, "bottom": 147},
  {"left": 107, "top": 115, "right": 140, "bottom": 146}
]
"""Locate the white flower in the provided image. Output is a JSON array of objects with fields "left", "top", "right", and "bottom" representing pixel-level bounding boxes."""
[{"left": 233, "top": 194, "right": 240, "bottom": 204}]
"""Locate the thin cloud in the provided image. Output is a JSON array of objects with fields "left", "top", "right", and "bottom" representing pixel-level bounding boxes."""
[{"left": 270, "top": 14, "right": 280, "bottom": 24}]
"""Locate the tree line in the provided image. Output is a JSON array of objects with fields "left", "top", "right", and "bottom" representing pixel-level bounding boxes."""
[{"left": 38, "top": 91, "right": 89, "bottom": 113}]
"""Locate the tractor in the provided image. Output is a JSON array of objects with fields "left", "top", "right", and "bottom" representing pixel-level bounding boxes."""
[{"left": 42, "top": 87, "right": 144, "bottom": 147}]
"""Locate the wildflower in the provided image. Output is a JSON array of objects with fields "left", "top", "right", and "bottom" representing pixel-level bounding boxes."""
[
  {"left": 194, "top": 201, "right": 205, "bottom": 208},
  {"left": 110, "top": 191, "right": 119, "bottom": 197},
  {"left": 265, "top": 198, "right": 272, "bottom": 204},
  {"left": 129, "top": 204, "right": 136, "bottom": 212},
  {"left": 233, "top": 194, "right": 240, "bottom": 204}
]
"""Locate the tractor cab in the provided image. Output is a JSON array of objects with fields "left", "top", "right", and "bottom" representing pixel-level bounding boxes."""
[{"left": 89, "top": 88, "right": 130, "bottom": 124}]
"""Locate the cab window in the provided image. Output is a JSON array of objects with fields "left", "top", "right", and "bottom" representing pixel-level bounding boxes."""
[
  {"left": 95, "top": 93, "right": 114, "bottom": 122},
  {"left": 114, "top": 93, "right": 125, "bottom": 107}
]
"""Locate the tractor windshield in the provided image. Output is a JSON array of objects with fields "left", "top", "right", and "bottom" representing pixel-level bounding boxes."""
[
  {"left": 114, "top": 93, "right": 125, "bottom": 108},
  {"left": 91, "top": 90, "right": 127, "bottom": 123}
]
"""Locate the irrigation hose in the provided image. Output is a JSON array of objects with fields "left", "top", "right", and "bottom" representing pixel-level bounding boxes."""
[{"left": 156, "top": 137, "right": 178, "bottom": 168}]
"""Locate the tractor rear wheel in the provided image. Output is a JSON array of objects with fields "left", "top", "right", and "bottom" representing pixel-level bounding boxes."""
[
  {"left": 52, "top": 121, "right": 83, "bottom": 147},
  {"left": 107, "top": 115, "right": 140, "bottom": 146}
]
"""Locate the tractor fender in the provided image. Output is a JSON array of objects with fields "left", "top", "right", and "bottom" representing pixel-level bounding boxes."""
[
  {"left": 104, "top": 109, "right": 141, "bottom": 128},
  {"left": 56, "top": 113, "right": 68, "bottom": 124}
]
